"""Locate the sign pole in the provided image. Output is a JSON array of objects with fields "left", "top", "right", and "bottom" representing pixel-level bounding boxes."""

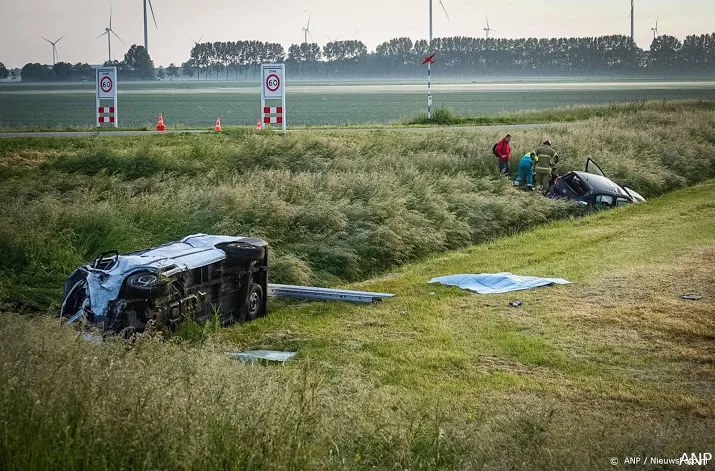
[
  {"left": 281, "top": 66, "right": 286, "bottom": 134},
  {"left": 113, "top": 72, "right": 118, "bottom": 128},
  {"left": 260, "top": 83, "right": 265, "bottom": 131},
  {"left": 96, "top": 72, "right": 100, "bottom": 128}
]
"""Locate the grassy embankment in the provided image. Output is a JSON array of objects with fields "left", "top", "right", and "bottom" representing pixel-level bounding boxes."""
[
  {"left": 1, "top": 101, "right": 715, "bottom": 313},
  {"left": 1, "top": 180, "right": 714, "bottom": 470}
]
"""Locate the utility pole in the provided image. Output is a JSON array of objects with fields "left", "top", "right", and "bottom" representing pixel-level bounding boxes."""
[{"left": 428, "top": 0, "right": 433, "bottom": 120}]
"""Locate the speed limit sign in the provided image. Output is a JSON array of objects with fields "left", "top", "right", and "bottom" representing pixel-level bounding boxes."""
[
  {"left": 262, "top": 66, "right": 284, "bottom": 98},
  {"left": 100, "top": 76, "right": 113, "bottom": 94},
  {"left": 266, "top": 74, "right": 280, "bottom": 93},
  {"left": 97, "top": 67, "right": 117, "bottom": 99}
]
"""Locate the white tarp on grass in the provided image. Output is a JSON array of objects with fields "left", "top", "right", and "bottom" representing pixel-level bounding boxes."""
[{"left": 429, "top": 273, "right": 571, "bottom": 294}]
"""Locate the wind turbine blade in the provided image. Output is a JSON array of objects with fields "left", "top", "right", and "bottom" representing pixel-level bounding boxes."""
[
  {"left": 41, "top": 36, "right": 52, "bottom": 44},
  {"left": 112, "top": 30, "right": 126, "bottom": 46},
  {"left": 307, "top": 16, "right": 311, "bottom": 30},
  {"left": 437, "top": 0, "right": 450, "bottom": 22},
  {"left": 56, "top": 33, "right": 66, "bottom": 43},
  {"left": 198, "top": 34, "right": 203, "bottom": 43},
  {"left": 485, "top": 14, "right": 490, "bottom": 29},
  {"left": 110, "top": 5, "right": 112, "bottom": 29},
  {"left": 308, "top": 30, "right": 314, "bottom": 43},
  {"left": 148, "top": 0, "right": 158, "bottom": 29},
  {"left": 97, "top": 31, "right": 108, "bottom": 39}
]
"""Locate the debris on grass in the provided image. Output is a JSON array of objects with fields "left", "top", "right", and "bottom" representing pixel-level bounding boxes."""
[
  {"left": 429, "top": 273, "right": 571, "bottom": 294},
  {"left": 679, "top": 294, "right": 703, "bottom": 301},
  {"left": 226, "top": 350, "right": 296, "bottom": 363},
  {"left": 508, "top": 301, "right": 523, "bottom": 308}
]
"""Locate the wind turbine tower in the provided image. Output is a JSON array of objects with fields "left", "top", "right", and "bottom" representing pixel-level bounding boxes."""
[
  {"left": 41, "top": 34, "right": 66, "bottom": 65},
  {"left": 484, "top": 15, "right": 495, "bottom": 39},
  {"left": 143, "top": 0, "right": 158, "bottom": 53},
  {"left": 651, "top": 14, "right": 659, "bottom": 39},
  {"left": 302, "top": 16, "right": 312, "bottom": 44},
  {"left": 630, "top": 0, "right": 634, "bottom": 40}
]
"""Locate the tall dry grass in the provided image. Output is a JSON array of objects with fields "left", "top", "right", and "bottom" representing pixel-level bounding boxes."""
[{"left": 1, "top": 101, "right": 715, "bottom": 311}]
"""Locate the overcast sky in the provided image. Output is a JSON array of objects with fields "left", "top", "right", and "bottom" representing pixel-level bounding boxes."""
[{"left": 1, "top": 0, "right": 713, "bottom": 68}]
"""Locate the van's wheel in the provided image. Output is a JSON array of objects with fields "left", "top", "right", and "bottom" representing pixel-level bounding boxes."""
[
  {"left": 246, "top": 283, "right": 264, "bottom": 321},
  {"left": 220, "top": 242, "right": 265, "bottom": 262},
  {"left": 124, "top": 272, "right": 169, "bottom": 298}
]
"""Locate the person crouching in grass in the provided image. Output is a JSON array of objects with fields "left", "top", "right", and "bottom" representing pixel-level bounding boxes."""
[{"left": 514, "top": 152, "right": 536, "bottom": 190}]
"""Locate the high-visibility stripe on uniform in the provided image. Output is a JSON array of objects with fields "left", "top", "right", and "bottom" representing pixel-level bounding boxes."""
[{"left": 263, "top": 116, "right": 283, "bottom": 124}]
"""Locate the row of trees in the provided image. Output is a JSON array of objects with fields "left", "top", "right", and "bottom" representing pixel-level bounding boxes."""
[
  {"left": 6, "top": 32, "right": 714, "bottom": 82},
  {"left": 12, "top": 45, "right": 157, "bottom": 82},
  {"left": 184, "top": 33, "right": 715, "bottom": 79}
]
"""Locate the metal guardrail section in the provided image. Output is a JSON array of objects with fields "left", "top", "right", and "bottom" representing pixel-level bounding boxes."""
[{"left": 267, "top": 284, "right": 395, "bottom": 303}]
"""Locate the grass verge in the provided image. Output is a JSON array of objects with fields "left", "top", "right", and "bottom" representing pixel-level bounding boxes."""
[{"left": 1, "top": 181, "right": 714, "bottom": 470}]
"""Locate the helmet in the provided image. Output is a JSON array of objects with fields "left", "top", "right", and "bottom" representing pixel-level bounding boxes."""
[{"left": 543, "top": 139, "right": 552, "bottom": 145}]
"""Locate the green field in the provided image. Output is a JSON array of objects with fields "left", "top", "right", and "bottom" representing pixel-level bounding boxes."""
[{"left": 1, "top": 80, "right": 715, "bottom": 128}]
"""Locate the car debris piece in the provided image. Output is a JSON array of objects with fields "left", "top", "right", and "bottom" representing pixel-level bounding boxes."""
[
  {"left": 61, "top": 234, "right": 268, "bottom": 335},
  {"left": 429, "top": 273, "right": 571, "bottom": 294},
  {"left": 508, "top": 301, "right": 523, "bottom": 307},
  {"left": 679, "top": 294, "right": 703, "bottom": 301},
  {"left": 267, "top": 284, "right": 394, "bottom": 303},
  {"left": 227, "top": 350, "right": 296, "bottom": 363}
]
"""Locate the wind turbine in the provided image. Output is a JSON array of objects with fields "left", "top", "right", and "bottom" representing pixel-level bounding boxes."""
[
  {"left": 143, "top": 0, "right": 158, "bottom": 54},
  {"left": 191, "top": 34, "right": 204, "bottom": 46},
  {"left": 629, "top": 0, "right": 634, "bottom": 40},
  {"left": 302, "top": 15, "right": 313, "bottom": 45},
  {"left": 483, "top": 14, "right": 495, "bottom": 39},
  {"left": 41, "top": 34, "right": 66, "bottom": 65},
  {"left": 97, "top": 7, "right": 125, "bottom": 63},
  {"left": 650, "top": 14, "right": 659, "bottom": 39}
]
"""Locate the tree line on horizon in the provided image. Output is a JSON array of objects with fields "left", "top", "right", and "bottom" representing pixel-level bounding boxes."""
[{"left": 5, "top": 32, "right": 715, "bottom": 82}]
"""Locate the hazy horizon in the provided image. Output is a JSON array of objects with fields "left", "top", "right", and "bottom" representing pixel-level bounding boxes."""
[{"left": 2, "top": 0, "right": 714, "bottom": 68}]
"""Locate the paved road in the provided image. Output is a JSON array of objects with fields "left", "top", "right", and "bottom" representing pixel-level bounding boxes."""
[{"left": 0, "top": 123, "right": 567, "bottom": 139}]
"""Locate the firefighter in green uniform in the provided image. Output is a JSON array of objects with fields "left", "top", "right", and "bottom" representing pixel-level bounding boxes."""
[{"left": 534, "top": 139, "right": 558, "bottom": 194}]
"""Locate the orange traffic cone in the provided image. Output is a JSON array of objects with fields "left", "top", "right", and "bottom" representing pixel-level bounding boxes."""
[
  {"left": 256, "top": 118, "right": 262, "bottom": 131},
  {"left": 214, "top": 117, "right": 222, "bottom": 132},
  {"left": 156, "top": 113, "right": 166, "bottom": 132}
]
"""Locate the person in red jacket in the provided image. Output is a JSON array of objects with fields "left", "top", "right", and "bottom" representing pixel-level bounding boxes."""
[{"left": 495, "top": 134, "right": 512, "bottom": 176}]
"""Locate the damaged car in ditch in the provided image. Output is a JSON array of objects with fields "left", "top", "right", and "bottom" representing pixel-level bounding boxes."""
[
  {"left": 550, "top": 158, "right": 646, "bottom": 208},
  {"left": 61, "top": 234, "right": 268, "bottom": 336}
]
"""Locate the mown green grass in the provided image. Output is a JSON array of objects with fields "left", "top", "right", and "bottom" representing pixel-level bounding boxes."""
[
  {"left": 1, "top": 181, "right": 713, "bottom": 470},
  {"left": 1, "top": 85, "right": 715, "bottom": 129},
  {"left": 2, "top": 100, "right": 715, "bottom": 312}
]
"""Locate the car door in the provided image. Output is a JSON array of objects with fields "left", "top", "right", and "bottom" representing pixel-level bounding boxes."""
[{"left": 584, "top": 158, "right": 607, "bottom": 177}]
